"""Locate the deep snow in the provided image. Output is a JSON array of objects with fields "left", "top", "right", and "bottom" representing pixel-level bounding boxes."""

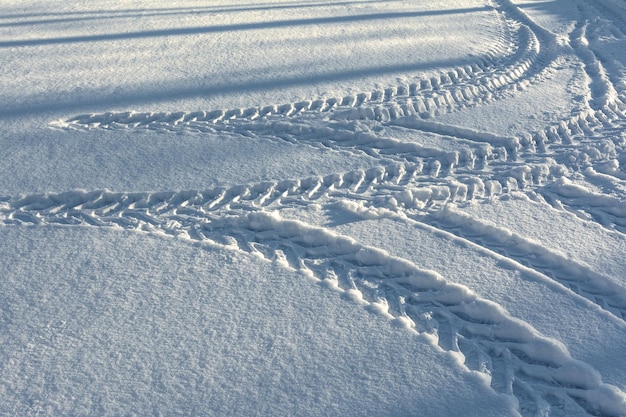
[{"left": 1, "top": 0, "right": 626, "bottom": 416}]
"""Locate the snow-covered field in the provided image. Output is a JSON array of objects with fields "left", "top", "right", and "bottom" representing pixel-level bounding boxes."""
[{"left": 1, "top": 0, "right": 626, "bottom": 415}]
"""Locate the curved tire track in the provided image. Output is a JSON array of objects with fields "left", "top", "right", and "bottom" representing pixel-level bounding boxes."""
[
  {"left": 4, "top": 198, "right": 625, "bottom": 417},
  {"left": 46, "top": 0, "right": 626, "bottom": 232},
  {"left": 419, "top": 207, "right": 626, "bottom": 320},
  {"left": 52, "top": 1, "right": 549, "bottom": 137},
  {"left": 3, "top": 160, "right": 626, "bottom": 322},
  {"left": 199, "top": 213, "right": 626, "bottom": 417},
  {"left": 6, "top": 1, "right": 626, "bottom": 415}
]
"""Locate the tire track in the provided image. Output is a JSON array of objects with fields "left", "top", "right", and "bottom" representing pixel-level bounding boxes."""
[
  {"left": 245, "top": 103, "right": 626, "bottom": 238},
  {"left": 437, "top": 0, "right": 626, "bottom": 231},
  {"left": 44, "top": 0, "right": 584, "bottom": 201},
  {"left": 0, "top": 163, "right": 503, "bottom": 226},
  {"left": 46, "top": 0, "right": 626, "bottom": 201},
  {"left": 4, "top": 199, "right": 625, "bottom": 416},
  {"left": 2, "top": 162, "right": 625, "bottom": 415},
  {"left": 46, "top": 0, "right": 626, "bottom": 204},
  {"left": 12, "top": 0, "right": 626, "bottom": 325},
  {"left": 580, "top": 0, "right": 626, "bottom": 95},
  {"left": 540, "top": 177, "right": 626, "bottom": 234},
  {"left": 5, "top": 1, "right": 626, "bottom": 416},
  {"left": 418, "top": 207, "right": 626, "bottom": 320},
  {"left": 570, "top": 19, "right": 619, "bottom": 110},
  {"left": 2, "top": 159, "right": 625, "bottom": 322},
  {"left": 196, "top": 213, "right": 626, "bottom": 417},
  {"left": 509, "top": 4, "right": 626, "bottom": 232},
  {"left": 52, "top": 1, "right": 549, "bottom": 137}
]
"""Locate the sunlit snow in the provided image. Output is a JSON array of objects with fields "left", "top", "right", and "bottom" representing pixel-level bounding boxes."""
[{"left": 1, "top": 0, "right": 626, "bottom": 416}]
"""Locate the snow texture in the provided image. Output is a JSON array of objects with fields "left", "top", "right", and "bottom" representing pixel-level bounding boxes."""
[{"left": 1, "top": 0, "right": 626, "bottom": 416}]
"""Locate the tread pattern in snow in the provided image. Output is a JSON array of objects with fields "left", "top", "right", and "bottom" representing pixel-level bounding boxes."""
[{"left": 3, "top": 0, "right": 626, "bottom": 416}]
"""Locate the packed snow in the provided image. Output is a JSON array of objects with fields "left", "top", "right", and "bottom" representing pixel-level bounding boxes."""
[{"left": 1, "top": 0, "right": 626, "bottom": 416}]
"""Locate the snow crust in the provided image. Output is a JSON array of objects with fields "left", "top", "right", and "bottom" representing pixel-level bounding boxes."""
[{"left": 1, "top": 0, "right": 626, "bottom": 416}]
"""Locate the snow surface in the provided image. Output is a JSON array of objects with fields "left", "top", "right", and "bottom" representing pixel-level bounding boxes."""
[{"left": 1, "top": 0, "right": 626, "bottom": 416}]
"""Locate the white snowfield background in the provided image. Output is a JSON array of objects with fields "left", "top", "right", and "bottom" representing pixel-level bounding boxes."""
[{"left": 1, "top": 0, "right": 626, "bottom": 416}]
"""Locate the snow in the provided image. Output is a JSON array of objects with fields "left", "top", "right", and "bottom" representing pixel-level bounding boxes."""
[
  {"left": 1, "top": 0, "right": 626, "bottom": 416},
  {"left": 0, "top": 226, "right": 514, "bottom": 417}
]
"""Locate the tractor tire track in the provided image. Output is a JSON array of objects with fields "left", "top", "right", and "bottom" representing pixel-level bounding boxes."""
[
  {"left": 0, "top": 163, "right": 504, "bottom": 226},
  {"left": 195, "top": 213, "right": 626, "bottom": 417},
  {"left": 418, "top": 207, "right": 626, "bottom": 321},
  {"left": 6, "top": 2, "right": 626, "bottom": 415},
  {"left": 52, "top": 1, "right": 552, "bottom": 138},
  {"left": 4, "top": 197, "right": 625, "bottom": 417},
  {"left": 540, "top": 177, "right": 626, "bottom": 234},
  {"left": 2, "top": 159, "right": 625, "bottom": 322},
  {"left": 45, "top": 0, "right": 626, "bottom": 220}
]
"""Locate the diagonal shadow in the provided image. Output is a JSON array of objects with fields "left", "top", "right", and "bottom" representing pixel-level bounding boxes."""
[
  {"left": 0, "top": 57, "right": 474, "bottom": 120},
  {"left": 0, "top": 0, "right": 408, "bottom": 27},
  {"left": 0, "top": 7, "right": 492, "bottom": 48},
  {"left": 0, "top": 0, "right": 441, "bottom": 20}
]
